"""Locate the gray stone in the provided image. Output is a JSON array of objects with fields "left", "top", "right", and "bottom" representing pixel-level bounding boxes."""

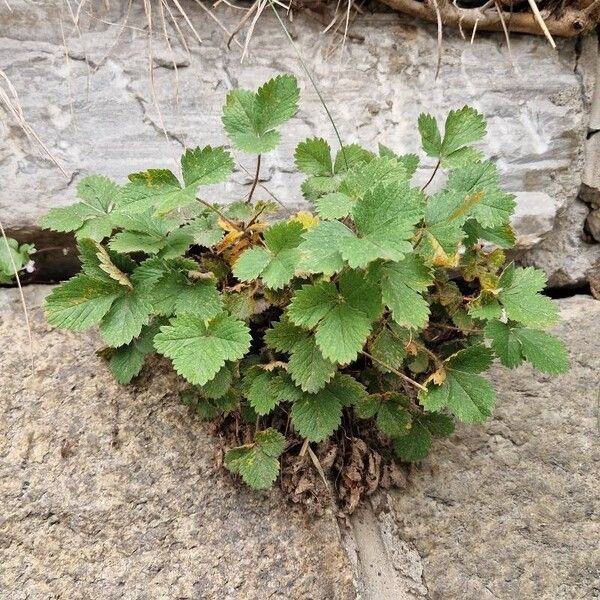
[
  {"left": 0, "top": 1, "right": 595, "bottom": 284},
  {"left": 586, "top": 206, "right": 600, "bottom": 242},
  {"left": 375, "top": 295, "right": 599, "bottom": 600},
  {"left": 0, "top": 286, "right": 355, "bottom": 600},
  {"left": 511, "top": 192, "right": 560, "bottom": 249}
]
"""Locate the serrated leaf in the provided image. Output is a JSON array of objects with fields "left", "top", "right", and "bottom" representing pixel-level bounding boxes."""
[
  {"left": 301, "top": 175, "right": 341, "bottom": 201},
  {"left": 154, "top": 313, "right": 251, "bottom": 385},
  {"left": 222, "top": 74, "right": 299, "bottom": 153},
  {"left": 368, "top": 322, "right": 409, "bottom": 372},
  {"left": 225, "top": 427, "right": 285, "bottom": 489},
  {"left": 339, "top": 157, "right": 410, "bottom": 203},
  {"left": 441, "top": 106, "right": 486, "bottom": 159},
  {"left": 313, "top": 192, "right": 354, "bottom": 220},
  {"left": 378, "top": 144, "right": 419, "bottom": 177},
  {"left": 151, "top": 270, "right": 222, "bottom": 320},
  {"left": 291, "top": 374, "right": 365, "bottom": 441},
  {"left": 233, "top": 220, "right": 303, "bottom": 289},
  {"left": 497, "top": 265, "right": 558, "bottom": 328},
  {"left": 420, "top": 345, "right": 495, "bottom": 423},
  {"left": 180, "top": 146, "right": 234, "bottom": 187},
  {"left": 298, "top": 220, "right": 352, "bottom": 275},
  {"left": 356, "top": 393, "right": 411, "bottom": 438},
  {"left": 341, "top": 182, "right": 424, "bottom": 269},
  {"left": 463, "top": 219, "right": 516, "bottom": 249},
  {"left": 381, "top": 255, "right": 433, "bottom": 329},
  {"left": 418, "top": 113, "right": 442, "bottom": 157},
  {"left": 0, "top": 237, "right": 33, "bottom": 281},
  {"left": 40, "top": 176, "right": 120, "bottom": 241},
  {"left": 242, "top": 369, "right": 292, "bottom": 415},
  {"left": 485, "top": 320, "right": 569, "bottom": 374},
  {"left": 264, "top": 318, "right": 306, "bottom": 353},
  {"left": 287, "top": 270, "right": 382, "bottom": 364},
  {"left": 180, "top": 213, "right": 224, "bottom": 247},
  {"left": 294, "top": 138, "right": 333, "bottom": 176},
  {"left": 287, "top": 335, "right": 337, "bottom": 393},
  {"left": 394, "top": 412, "right": 455, "bottom": 462},
  {"left": 200, "top": 364, "right": 233, "bottom": 399},
  {"left": 44, "top": 274, "right": 121, "bottom": 331},
  {"left": 99, "top": 288, "right": 152, "bottom": 347},
  {"left": 334, "top": 144, "right": 375, "bottom": 173},
  {"left": 108, "top": 323, "right": 159, "bottom": 384}
]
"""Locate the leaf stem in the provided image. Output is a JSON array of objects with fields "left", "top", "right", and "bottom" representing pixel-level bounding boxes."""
[
  {"left": 197, "top": 197, "right": 239, "bottom": 230},
  {"left": 421, "top": 159, "right": 440, "bottom": 192},
  {"left": 247, "top": 153, "right": 261, "bottom": 203},
  {"left": 267, "top": 0, "right": 348, "bottom": 169},
  {"left": 361, "top": 350, "right": 427, "bottom": 392}
]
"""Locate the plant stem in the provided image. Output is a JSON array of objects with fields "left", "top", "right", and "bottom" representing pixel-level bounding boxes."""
[
  {"left": 421, "top": 159, "right": 440, "bottom": 192},
  {"left": 247, "top": 153, "right": 261, "bottom": 203},
  {"left": 267, "top": 0, "right": 348, "bottom": 169},
  {"left": 197, "top": 197, "right": 239, "bottom": 230},
  {"left": 361, "top": 350, "right": 427, "bottom": 392}
]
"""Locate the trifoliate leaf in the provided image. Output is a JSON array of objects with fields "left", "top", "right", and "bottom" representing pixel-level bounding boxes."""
[
  {"left": 420, "top": 345, "right": 495, "bottom": 423},
  {"left": 381, "top": 255, "right": 433, "bottom": 329},
  {"left": 222, "top": 74, "right": 299, "bottom": 153},
  {"left": 356, "top": 393, "right": 411, "bottom": 438},
  {"left": 378, "top": 144, "right": 419, "bottom": 177},
  {"left": 225, "top": 428, "right": 286, "bottom": 489},
  {"left": 394, "top": 413, "right": 454, "bottom": 462},
  {"left": 108, "top": 323, "right": 159, "bottom": 384},
  {"left": 233, "top": 220, "right": 303, "bottom": 289},
  {"left": 44, "top": 274, "right": 122, "bottom": 331},
  {"left": 287, "top": 335, "right": 337, "bottom": 393},
  {"left": 151, "top": 270, "right": 222, "bottom": 320},
  {"left": 497, "top": 264, "right": 558, "bottom": 328},
  {"left": 334, "top": 144, "right": 375, "bottom": 173},
  {"left": 200, "top": 364, "right": 233, "bottom": 399},
  {"left": 287, "top": 270, "right": 382, "bottom": 364},
  {"left": 297, "top": 220, "right": 352, "bottom": 275},
  {"left": 40, "top": 176, "right": 121, "bottom": 241},
  {"left": 341, "top": 182, "right": 424, "bottom": 269},
  {"left": 117, "top": 146, "right": 232, "bottom": 215},
  {"left": 154, "top": 313, "right": 251, "bottom": 385},
  {"left": 368, "top": 322, "right": 409, "bottom": 372},
  {"left": 291, "top": 374, "right": 366, "bottom": 441},
  {"left": 418, "top": 113, "right": 442, "bottom": 157},
  {"left": 180, "top": 146, "right": 235, "bottom": 187},
  {"left": 444, "top": 162, "right": 515, "bottom": 228},
  {"left": 441, "top": 106, "right": 486, "bottom": 159},
  {"left": 294, "top": 138, "right": 333, "bottom": 176},
  {"left": 485, "top": 320, "right": 569, "bottom": 374},
  {"left": 242, "top": 368, "right": 297, "bottom": 415},
  {"left": 313, "top": 192, "right": 354, "bottom": 220},
  {"left": 99, "top": 288, "right": 153, "bottom": 347}
]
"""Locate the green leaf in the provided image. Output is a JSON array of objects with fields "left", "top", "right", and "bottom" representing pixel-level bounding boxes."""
[
  {"left": 264, "top": 317, "right": 306, "bottom": 353},
  {"left": 108, "top": 323, "right": 159, "bottom": 384},
  {"left": 313, "top": 192, "right": 354, "bottom": 220},
  {"left": 497, "top": 265, "right": 559, "bottom": 328},
  {"left": 294, "top": 138, "right": 333, "bottom": 176},
  {"left": 463, "top": 220, "right": 516, "bottom": 249},
  {"left": 224, "top": 428, "right": 285, "bottom": 489},
  {"left": 334, "top": 144, "right": 375, "bottom": 173},
  {"left": 151, "top": 270, "right": 223, "bottom": 320},
  {"left": 0, "top": 237, "right": 33, "bottom": 281},
  {"left": 44, "top": 274, "right": 121, "bottom": 331},
  {"left": 233, "top": 220, "right": 303, "bottom": 289},
  {"left": 200, "top": 364, "right": 233, "bottom": 399},
  {"left": 368, "top": 322, "right": 409, "bottom": 372},
  {"left": 180, "top": 214, "right": 224, "bottom": 247},
  {"left": 99, "top": 288, "right": 153, "bottom": 347},
  {"left": 154, "top": 313, "right": 251, "bottom": 385},
  {"left": 222, "top": 74, "right": 299, "bottom": 153},
  {"left": 287, "top": 270, "right": 382, "bottom": 364},
  {"left": 441, "top": 106, "right": 486, "bottom": 159},
  {"left": 356, "top": 393, "right": 411, "bottom": 438},
  {"left": 242, "top": 368, "right": 297, "bottom": 415},
  {"left": 485, "top": 320, "right": 569, "bottom": 374},
  {"left": 298, "top": 220, "right": 352, "bottom": 275},
  {"left": 180, "top": 145, "right": 234, "bottom": 187},
  {"left": 287, "top": 335, "right": 337, "bottom": 393},
  {"left": 291, "top": 374, "right": 366, "bottom": 441},
  {"left": 341, "top": 182, "right": 424, "bottom": 269},
  {"left": 444, "top": 162, "right": 515, "bottom": 228},
  {"left": 40, "top": 176, "right": 120, "bottom": 241},
  {"left": 339, "top": 157, "right": 409, "bottom": 203},
  {"left": 381, "top": 255, "right": 433, "bottom": 329},
  {"left": 420, "top": 345, "right": 496, "bottom": 423},
  {"left": 378, "top": 144, "right": 419, "bottom": 177},
  {"left": 393, "top": 412, "right": 454, "bottom": 462},
  {"left": 418, "top": 113, "right": 442, "bottom": 157}
]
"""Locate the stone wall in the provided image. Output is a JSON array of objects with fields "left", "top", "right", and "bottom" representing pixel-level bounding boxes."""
[{"left": 1, "top": 0, "right": 600, "bottom": 286}]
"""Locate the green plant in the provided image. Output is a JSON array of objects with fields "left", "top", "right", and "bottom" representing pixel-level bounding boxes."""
[
  {"left": 41, "top": 74, "right": 568, "bottom": 493},
  {"left": 0, "top": 236, "right": 35, "bottom": 283}
]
